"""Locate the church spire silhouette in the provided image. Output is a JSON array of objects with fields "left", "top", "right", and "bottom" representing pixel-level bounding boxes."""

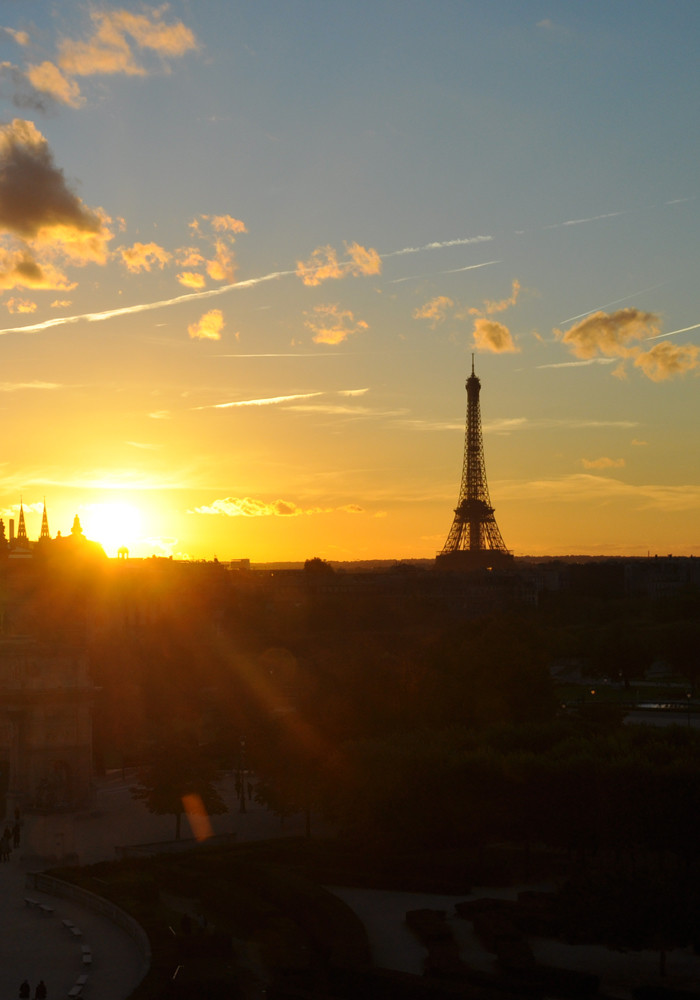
[
  {"left": 16, "top": 500, "right": 28, "bottom": 547},
  {"left": 40, "top": 499, "right": 50, "bottom": 540}
]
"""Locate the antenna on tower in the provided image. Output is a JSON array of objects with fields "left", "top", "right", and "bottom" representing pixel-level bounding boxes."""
[{"left": 436, "top": 362, "right": 512, "bottom": 570}]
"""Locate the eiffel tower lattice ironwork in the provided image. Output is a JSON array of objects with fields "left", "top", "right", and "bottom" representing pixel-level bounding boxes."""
[{"left": 437, "top": 358, "right": 512, "bottom": 569}]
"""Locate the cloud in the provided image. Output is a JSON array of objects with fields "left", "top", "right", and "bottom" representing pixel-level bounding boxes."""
[
  {"left": 497, "top": 474, "right": 700, "bottom": 513},
  {"left": 191, "top": 496, "right": 365, "bottom": 517},
  {"left": 50, "top": 299, "right": 72, "bottom": 309},
  {"left": 0, "top": 381, "right": 62, "bottom": 392},
  {"left": 205, "top": 238, "right": 236, "bottom": 282},
  {"left": 556, "top": 308, "right": 660, "bottom": 359},
  {"left": 633, "top": 341, "right": 700, "bottom": 381},
  {"left": 581, "top": 457, "right": 626, "bottom": 470},
  {"left": 119, "top": 241, "right": 171, "bottom": 273},
  {"left": 477, "top": 279, "right": 521, "bottom": 316},
  {"left": 207, "top": 215, "right": 247, "bottom": 234},
  {"left": 2, "top": 28, "right": 30, "bottom": 46},
  {"left": 57, "top": 7, "right": 198, "bottom": 79},
  {"left": 556, "top": 307, "right": 699, "bottom": 380},
  {"left": 472, "top": 317, "right": 519, "bottom": 353},
  {"left": 177, "top": 272, "right": 206, "bottom": 289},
  {"left": 304, "top": 303, "right": 368, "bottom": 345},
  {"left": 413, "top": 296, "right": 454, "bottom": 329},
  {"left": 25, "top": 61, "right": 83, "bottom": 108},
  {"left": 5, "top": 297, "right": 36, "bottom": 314},
  {"left": 193, "top": 497, "right": 304, "bottom": 517},
  {"left": 0, "top": 247, "right": 76, "bottom": 292},
  {"left": 296, "top": 241, "right": 381, "bottom": 286},
  {"left": 0, "top": 119, "right": 113, "bottom": 267},
  {"left": 188, "top": 308, "right": 224, "bottom": 341}
]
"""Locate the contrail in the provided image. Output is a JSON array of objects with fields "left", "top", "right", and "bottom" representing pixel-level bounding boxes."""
[
  {"left": 0, "top": 268, "right": 295, "bottom": 336},
  {"left": 382, "top": 235, "right": 493, "bottom": 259},
  {"left": 0, "top": 234, "right": 496, "bottom": 337},
  {"left": 390, "top": 260, "right": 500, "bottom": 283},
  {"left": 648, "top": 321, "right": 700, "bottom": 340},
  {"left": 559, "top": 281, "right": 671, "bottom": 326}
]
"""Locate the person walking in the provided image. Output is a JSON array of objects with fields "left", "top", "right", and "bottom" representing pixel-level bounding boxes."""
[
  {"left": 19, "top": 980, "right": 30, "bottom": 999},
  {"left": 34, "top": 981, "right": 47, "bottom": 1000}
]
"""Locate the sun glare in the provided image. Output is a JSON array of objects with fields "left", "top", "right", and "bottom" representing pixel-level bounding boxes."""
[{"left": 81, "top": 502, "right": 143, "bottom": 557}]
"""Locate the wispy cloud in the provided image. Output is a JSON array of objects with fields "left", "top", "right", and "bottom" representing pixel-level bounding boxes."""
[
  {"left": 15, "top": 7, "right": 198, "bottom": 109},
  {"left": 0, "top": 380, "right": 64, "bottom": 392},
  {"left": 190, "top": 496, "right": 365, "bottom": 517},
  {"left": 497, "top": 474, "right": 700, "bottom": 512},
  {"left": 303, "top": 303, "right": 368, "bottom": 345},
  {"left": 581, "top": 456, "right": 625, "bottom": 469}
]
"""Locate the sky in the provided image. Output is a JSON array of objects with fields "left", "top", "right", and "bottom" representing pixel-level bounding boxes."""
[{"left": 0, "top": 1, "right": 699, "bottom": 562}]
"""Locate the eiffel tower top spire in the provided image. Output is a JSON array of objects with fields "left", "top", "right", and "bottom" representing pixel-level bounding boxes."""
[{"left": 436, "top": 362, "right": 512, "bottom": 569}]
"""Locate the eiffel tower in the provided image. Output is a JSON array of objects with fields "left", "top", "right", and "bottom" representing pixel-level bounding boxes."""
[{"left": 436, "top": 358, "right": 512, "bottom": 569}]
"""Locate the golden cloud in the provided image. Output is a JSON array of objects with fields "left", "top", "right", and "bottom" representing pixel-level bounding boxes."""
[
  {"left": 177, "top": 271, "right": 206, "bottom": 289},
  {"left": 192, "top": 497, "right": 364, "bottom": 517},
  {"left": 556, "top": 308, "right": 699, "bottom": 381},
  {"left": 303, "top": 303, "right": 369, "bottom": 345},
  {"left": 119, "top": 241, "right": 171, "bottom": 273},
  {"left": 188, "top": 308, "right": 224, "bottom": 341},
  {"left": 177, "top": 246, "right": 205, "bottom": 267},
  {"left": 581, "top": 457, "right": 626, "bottom": 470},
  {"left": 296, "top": 241, "right": 381, "bottom": 286},
  {"left": 472, "top": 317, "right": 519, "bottom": 353},
  {"left": 413, "top": 295, "right": 454, "bottom": 328},
  {"left": 556, "top": 308, "right": 660, "bottom": 359},
  {"left": 481, "top": 279, "right": 521, "bottom": 316},
  {"left": 208, "top": 215, "right": 247, "bottom": 234},
  {"left": 633, "top": 341, "right": 700, "bottom": 381},
  {"left": 206, "top": 239, "right": 236, "bottom": 282},
  {"left": 58, "top": 7, "right": 197, "bottom": 78},
  {"left": 0, "top": 119, "right": 113, "bottom": 264},
  {"left": 0, "top": 247, "right": 76, "bottom": 292},
  {"left": 194, "top": 497, "right": 303, "bottom": 517},
  {"left": 26, "top": 60, "right": 83, "bottom": 107},
  {"left": 5, "top": 297, "right": 36, "bottom": 314}
]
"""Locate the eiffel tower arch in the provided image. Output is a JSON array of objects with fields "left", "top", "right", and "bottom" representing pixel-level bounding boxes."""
[{"left": 436, "top": 359, "right": 513, "bottom": 570}]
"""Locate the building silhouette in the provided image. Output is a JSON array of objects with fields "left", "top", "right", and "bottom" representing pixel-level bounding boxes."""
[{"left": 437, "top": 359, "right": 513, "bottom": 570}]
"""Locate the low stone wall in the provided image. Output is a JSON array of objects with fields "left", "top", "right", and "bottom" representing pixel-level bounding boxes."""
[
  {"left": 115, "top": 831, "right": 236, "bottom": 859},
  {"left": 25, "top": 870, "right": 151, "bottom": 970}
]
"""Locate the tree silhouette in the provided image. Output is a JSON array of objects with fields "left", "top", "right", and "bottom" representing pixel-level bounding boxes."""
[{"left": 131, "top": 727, "right": 228, "bottom": 840}]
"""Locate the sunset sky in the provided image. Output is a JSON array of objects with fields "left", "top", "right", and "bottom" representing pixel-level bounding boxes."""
[{"left": 1, "top": 2, "right": 698, "bottom": 561}]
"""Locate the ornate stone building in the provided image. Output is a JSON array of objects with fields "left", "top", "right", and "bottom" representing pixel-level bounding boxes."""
[{"left": 0, "top": 638, "right": 94, "bottom": 814}]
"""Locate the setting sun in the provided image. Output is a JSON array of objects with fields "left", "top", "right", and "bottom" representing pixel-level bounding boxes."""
[{"left": 80, "top": 502, "right": 143, "bottom": 557}]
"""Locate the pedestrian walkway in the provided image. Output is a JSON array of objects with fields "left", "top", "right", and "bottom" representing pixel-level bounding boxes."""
[
  {"left": 0, "top": 772, "right": 309, "bottom": 1000},
  {"left": 0, "top": 859, "right": 147, "bottom": 1000}
]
